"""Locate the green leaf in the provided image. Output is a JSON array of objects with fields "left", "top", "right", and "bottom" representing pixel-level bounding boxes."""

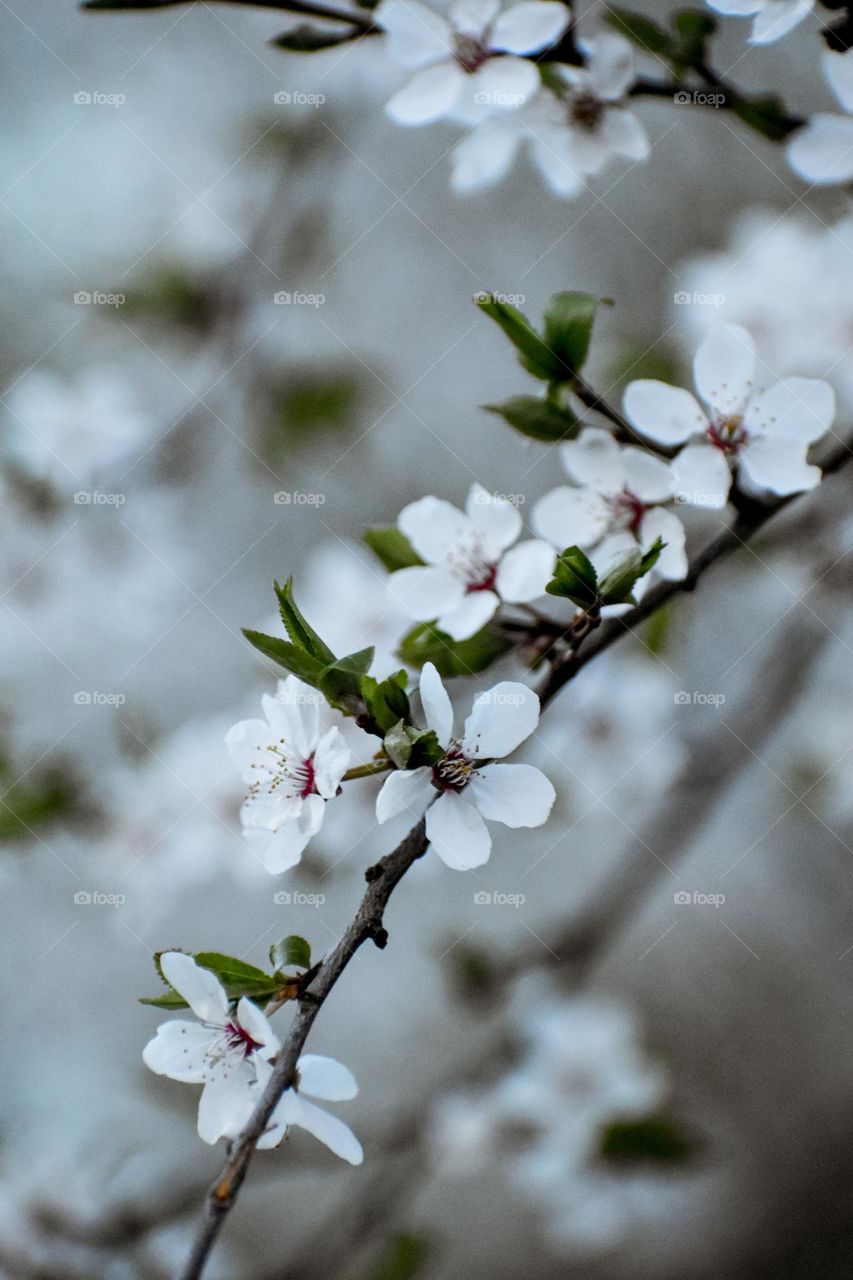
[
  {"left": 242, "top": 629, "right": 326, "bottom": 685},
  {"left": 671, "top": 9, "right": 717, "bottom": 66},
  {"left": 599, "top": 537, "right": 664, "bottom": 605},
  {"left": 319, "top": 647, "right": 375, "bottom": 710},
  {"left": 604, "top": 7, "right": 673, "bottom": 56},
  {"left": 270, "top": 935, "right": 311, "bottom": 971},
  {"left": 274, "top": 577, "right": 336, "bottom": 665},
  {"left": 542, "top": 292, "right": 608, "bottom": 379},
  {"left": 383, "top": 720, "right": 412, "bottom": 770},
  {"left": 362, "top": 670, "right": 411, "bottom": 733},
  {"left": 363, "top": 527, "right": 424, "bottom": 572},
  {"left": 733, "top": 94, "right": 796, "bottom": 142},
  {"left": 139, "top": 990, "right": 192, "bottom": 1009},
  {"left": 145, "top": 951, "right": 278, "bottom": 1009},
  {"left": 383, "top": 722, "right": 443, "bottom": 771},
  {"left": 273, "top": 23, "right": 361, "bottom": 51},
  {"left": 475, "top": 294, "right": 565, "bottom": 382},
  {"left": 600, "top": 1116, "right": 695, "bottom": 1162},
  {"left": 546, "top": 545, "right": 600, "bottom": 608},
  {"left": 398, "top": 621, "right": 513, "bottom": 677},
  {"left": 367, "top": 1234, "right": 430, "bottom": 1280},
  {"left": 484, "top": 395, "right": 579, "bottom": 443}
]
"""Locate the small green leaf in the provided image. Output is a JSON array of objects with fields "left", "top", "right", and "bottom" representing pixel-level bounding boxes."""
[
  {"left": 275, "top": 577, "right": 336, "bottom": 665},
  {"left": 367, "top": 1233, "right": 430, "bottom": 1280},
  {"left": 383, "top": 720, "right": 413, "bottom": 770},
  {"left": 475, "top": 294, "right": 565, "bottom": 382},
  {"left": 398, "top": 621, "right": 513, "bottom": 677},
  {"left": 542, "top": 292, "right": 608, "bottom": 379},
  {"left": 319, "top": 647, "right": 375, "bottom": 711},
  {"left": 383, "top": 721, "right": 443, "bottom": 771},
  {"left": 604, "top": 7, "right": 673, "bottom": 55},
  {"left": 671, "top": 9, "right": 717, "bottom": 67},
  {"left": 484, "top": 395, "right": 580, "bottom": 443},
  {"left": 733, "top": 93, "right": 797, "bottom": 142},
  {"left": 146, "top": 951, "right": 278, "bottom": 1009},
  {"left": 270, "top": 935, "right": 311, "bottom": 971},
  {"left": 599, "top": 537, "right": 664, "bottom": 605},
  {"left": 273, "top": 23, "right": 361, "bottom": 51},
  {"left": 362, "top": 670, "right": 411, "bottom": 733},
  {"left": 363, "top": 527, "right": 424, "bottom": 572},
  {"left": 600, "top": 1115, "right": 696, "bottom": 1162},
  {"left": 242, "top": 629, "right": 326, "bottom": 685},
  {"left": 139, "top": 991, "right": 192, "bottom": 1009},
  {"left": 546, "top": 545, "right": 600, "bottom": 608}
]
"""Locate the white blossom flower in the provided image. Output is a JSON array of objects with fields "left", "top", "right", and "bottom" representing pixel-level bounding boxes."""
[
  {"left": 788, "top": 48, "right": 853, "bottom": 184},
  {"left": 226, "top": 676, "right": 351, "bottom": 874},
  {"left": 532, "top": 428, "right": 688, "bottom": 582},
  {"left": 623, "top": 324, "right": 835, "bottom": 503},
  {"left": 142, "top": 953, "right": 279, "bottom": 1146},
  {"left": 451, "top": 33, "right": 648, "bottom": 197},
  {"left": 257, "top": 1054, "right": 363, "bottom": 1164},
  {"left": 376, "top": 662, "right": 555, "bottom": 869},
  {"left": 706, "top": 0, "right": 813, "bottom": 45},
  {"left": 376, "top": 0, "right": 570, "bottom": 127},
  {"left": 388, "top": 483, "right": 555, "bottom": 640}
]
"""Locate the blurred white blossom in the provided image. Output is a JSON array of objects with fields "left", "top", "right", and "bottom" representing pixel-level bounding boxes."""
[
  {"left": 788, "top": 48, "right": 853, "bottom": 183},
  {"left": 705, "top": 0, "right": 813, "bottom": 45}
]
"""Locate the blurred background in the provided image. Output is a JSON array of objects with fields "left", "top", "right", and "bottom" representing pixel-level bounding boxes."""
[{"left": 2, "top": 1, "right": 853, "bottom": 1276}]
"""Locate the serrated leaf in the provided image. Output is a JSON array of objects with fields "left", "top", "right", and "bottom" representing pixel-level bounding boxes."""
[
  {"left": 604, "top": 7, "right": 673, "bottom": 55},
  {"left": 475, "top": 294, "right": 565, "bottom": 382},
  {"left": 275, "top": 577, "right": 336, "bottom": 665},
  {"left": 270, "top": 934, "right": 311, "bottom": 971},
  {"left": 362, "top": 670, "right": 411, "bottom": 733},
  {"left": 363, "top": 527, "right": 424, "bottom": 572},
  {"left": 242, "top": 629, "right": 326, "bottom": 685},
  {"left": 484, "top": 395, "right": 579, "bottom": 443},
  {"left": 542, "top": 292, "right": 608, "bottom": 379},
  {"left": 273, "top": 23, "right": 361, "bottom": 51},
  {"left": 599, "top": 537, "right": 664, "bottom": 605},
  {"left": 139, "top": 991, "right": 192, "bottom": 1009},
  {"left": 546, "top": 545, "right": 600, "bottom": 608},
  {"left": 319, "top": 647, "right": 374, "bottom": 711},
  {"left": 193, "top": 952, "right": 272, "bottom": 988},
  {"left": 398, "top": 621, "right": 513, "bottom": 677}
]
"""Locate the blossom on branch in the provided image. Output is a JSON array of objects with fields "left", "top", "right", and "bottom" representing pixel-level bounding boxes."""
[
  {"left": 623, "top": 324, "right": 835, "bottom": 503},
  {"left": 705, "top": 0, "right": 814, "bottom": 46},
  {"left": 257, "top": 1054, "right": 364, "bottom": 1164},
  {"left": 388, "top": 482, "right": 555, "bottom": 640},
  {"left": 226, "top": 676, "right": 351, "bottom": 874},
  {"left": 788, "top": 49, "right": 853, "bottom": 184},
  {"left": 376, "top": 662, "right": 555, "bottom": 869}
]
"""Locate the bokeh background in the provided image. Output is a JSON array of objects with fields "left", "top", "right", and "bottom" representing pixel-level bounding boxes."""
[{"left": 2, "top": 1, "right": 853, "bottom": 1276}]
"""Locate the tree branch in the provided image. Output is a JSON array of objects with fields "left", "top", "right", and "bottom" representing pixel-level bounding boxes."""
[{"left": 178, "top": 432, "right": 853, "bottom": 1280}]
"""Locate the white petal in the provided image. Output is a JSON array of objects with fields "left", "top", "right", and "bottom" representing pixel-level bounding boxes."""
[
  {"left": 462, "top": 681, "right": 540, "bottom": 758},
  {"left": 451, "top": 117, "right": 522, "bottom": 191},
  {"left": 437, "top": 590, "right": 499, "bottom": 640},
  {"left": 824, "top": 48, "right": 853, "bottom": 114},
  {"left": 398, "top": 494, "right": 469, "bottom": 563},
  {"left": 386, "top": 61, "right": 465, "bottom": 126},
  {"left": 225, "top": 719, "right": 275, "bottom": 783},
  {"left": 197, "top": 1069, "right": 254, "bottom": 1145},
  {"left": 142, "top": 1021, "right": 214, "bottom": 1082},
  {"left": 495, "top": 539, "right": 556, "bottom": 602},
  {"left": 580, "top": 32, "right": 636, "bottom": 100},
  {"left": 452, "top": 56, "right": 540, "bottom": 123},
  {"left": 375, "top": 0, "right": 453, "bottom": 68},
  {"left": 264, "top": 677, "right": 318, "bottom": 759},
  {"left": 670, "top": 443, "right": 732, "bottom": 509},
  {"left": 747, "top": 377, "right": 835, "bottom": 446},
  {"left": 298, "top": 1054, "right": 359, "bottom": 1101},
  {"left": 420, "top": 660, "right": 454, "bottom": 743},
  {"left": 561, "top": 427, "right": 624, "bottom": 494},
  {"left": 531, "top": 486, "right": 612, "bottom": 549},
  {"left": 262, "top": 797, "right": 324, "bottom": 873},
  {"left": 465, "top": 483, "right": 522, "bottom": 556},
  {"left": 288, "top": 1095, "right": 364, "bottom": 1165},
  {"left": 388, "top": 565, "right": 463, "bottom": 619},
  {"left": 490, "top": 1, "right": 570, "bottom": 54},
  {"left": 425, "top": 791, "right": 492, "bottom": 869},
  {"left": 638, "top": 507, "right": 688, "bottom": 582},
  {"left": 313, "top": 726, "right": 351, "bottom": 798},
  {"left": 236, "top": 999, "right": 280, "bottom": 1057},
  {"left": 787, "top": 115, "right": 853, "bottom": 185},
  {"left": 598, "top": 108, "right": 649, "bottom": 161},
  {"left": 623, "top": 380, "right": 707, "bottom": 446},
  {"left": 160, "top": 953, "right": 229, "bottom": 1024},
  {"left": 750, "top": 0, "right": 812, "bottom": 44},
  {"left": 737, "top": 436, "right": 821, "bottom": 497},
  {"left": 693, "top": 324, "right": 756, "bottom": 417},
  {"left": 529, "top": 127, "right": 586, "bottom": 198},
  {"left": 469, "top": 762, "right": 555, "bottom": 827},
  {"left": 449, "top": 0, "right": 499, "bottom": 32},
  {"left": 707, "top": 0, "right": 761, "bottom": 14},
  {"left": 376, "top": 766, "right": 434, "bottom": 823},
  {"left": 620, "top": 447, "right": 675, "bottom": 503}
]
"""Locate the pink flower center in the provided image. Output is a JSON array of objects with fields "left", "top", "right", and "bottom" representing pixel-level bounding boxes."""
[
  {"left": 297, "top": 754, "right": 316, "bottom": 799},
  {"left": 707, "top": 415, "right": 748, "bottom": 454},
  {"left": 454, "top": 33, "right": 490, "bottom": 73},
  {"left": 465, "top": 563, "right": 498, "bottom": 593},
  {"left": 611, "top": 488, "right": 646, "bottom": 536},
  {"left": 224, "top": 1022, "right": 263, "bottom": 1058},
  {"left": 432, "top": 746, "right": 474, "bottom": 792}
]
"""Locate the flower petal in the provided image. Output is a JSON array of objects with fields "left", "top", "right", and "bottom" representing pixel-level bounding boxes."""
[
  {"left": 438, "top": 590, "right": 499, "bottom": 640},
  {"left": 747, "top": 377, "right": 835, "bottom": 446},
  {"left": 466, "top": 483, "right": 522, "bottom": 556},
  {"left": 670, "top": 442, "right": 732, "bottom": 509},
  {"left": 706, "top": 0, "right": 762, "bottom": 14},
  {"left": 623, "top": 380, "right": 707, "bottom": 446},
  {"left": 693, "top": 323, "right": 756, "bottom": 417},
  {"left": 376, "top": 766, "right": 434, "bottom": 824},
  {"left": 236, "top": 999, "right": 280, "bottom": 1058},
  {"left": 620, "top": 447, "right": 675, "bottom": 503},
  {"left": 462, "top": 681, "right": 540, "bottom": 758},
  {"left": 451, "top": 56, "right": 539, "bottom": 124},
  {"left": 262, "top": 796, "right": 325, "bottom": 873},
  {"left": 375, "top": 0, "right": 453, "bottom": 68},
  {"left": 142, "top": 1021, "right": 214, "bottom": 1082},
  {"left": 738, "top": 436, "right": 822, "bottom": 497},
  {"left": 529, "top": 128, "right": 586, "bottom": 198},
  {"left": 313, "top": 726, "right": 351, "bottom": 799},
  {"left": 750, "top": 0, "right": 813, "bottom": 44},
  {"left": 386, "top": 61, "right": 465, "bottom": 126},
  {"left": 264, "top": 676, "right": 318, "bottom": 760},
  {"left": 225, "top": 718, "right": 275, "bottom": 783},
  {"left": 824, "top": 48, "right": 853, "bottom": 114},
  {"left": 420, "top": 660, "right": 454, "bottom": 744},
  {"left": 425, "top": 791, "right": 492, "bottom": 869},
  {"left": 579, "top": 32, "right": 636, "bottom": 100},
  {"left": 387, "top": 565, "right": 463, "bottom": 619},
  {"left": 298, "top": 1053, "right": 359, "bottom": 1101},
  {"left": 531, "top": 485, "right": 612, "bottom": 548},
  {"left": 398, "top": 494, "right": 469, "bottom": 563},
  {"left": 638, "top": 507, "right": 688, "bottom": 582},
  {"left": 495, "top": 539, "right": 556, "bottom": 602},
  {"left": 787, "top": 115, "right": 853, "bottom": 185},
  {"left": 451, "top": 116, "right": 522, "bottom": 191},
  {"left": 287, "top": 1095, "right": 364, "bottom": 1165},
  {"left": 449, "top": 0, "right": 499, "bottom": 34},
  {"left": 598, "top": 107, "right": 649, "bottom": 161},
  {"left": 561, "top": 427, "right": 624, "bottom": 494},
  {"left": 469, "top": 762, "right": 555, "bottom": 827},
  {"left": 197, "top": 1068, "right": 254, "bottom": 1145},
  {"left": 159, "top": 952, "right": 229, "bottom": 1024},
  {"left": 490, "top": 0, "right": 570, "bottom": 54}
]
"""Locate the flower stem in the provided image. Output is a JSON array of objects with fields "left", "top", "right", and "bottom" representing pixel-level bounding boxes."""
[{"left": 342, "top": 758, "right": 393, "bottom": 782}]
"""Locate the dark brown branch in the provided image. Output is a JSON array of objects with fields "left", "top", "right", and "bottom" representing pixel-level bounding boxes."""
[{"left": 83, "top": 0, "right": 376, "bottom": 33}]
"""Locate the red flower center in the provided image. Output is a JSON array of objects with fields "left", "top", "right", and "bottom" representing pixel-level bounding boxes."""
[
  {"left": 225, "top": 1022, "right": 263, "bottom": 1057},
  {"left": 707, "top": 416, "right": 748, "bottom": 454},
  {"left": 612, "top": 488, "right": 646, "bottom": 536},
  {"left": 298, "top": 755, "right": 316, "bottom": 799}
]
